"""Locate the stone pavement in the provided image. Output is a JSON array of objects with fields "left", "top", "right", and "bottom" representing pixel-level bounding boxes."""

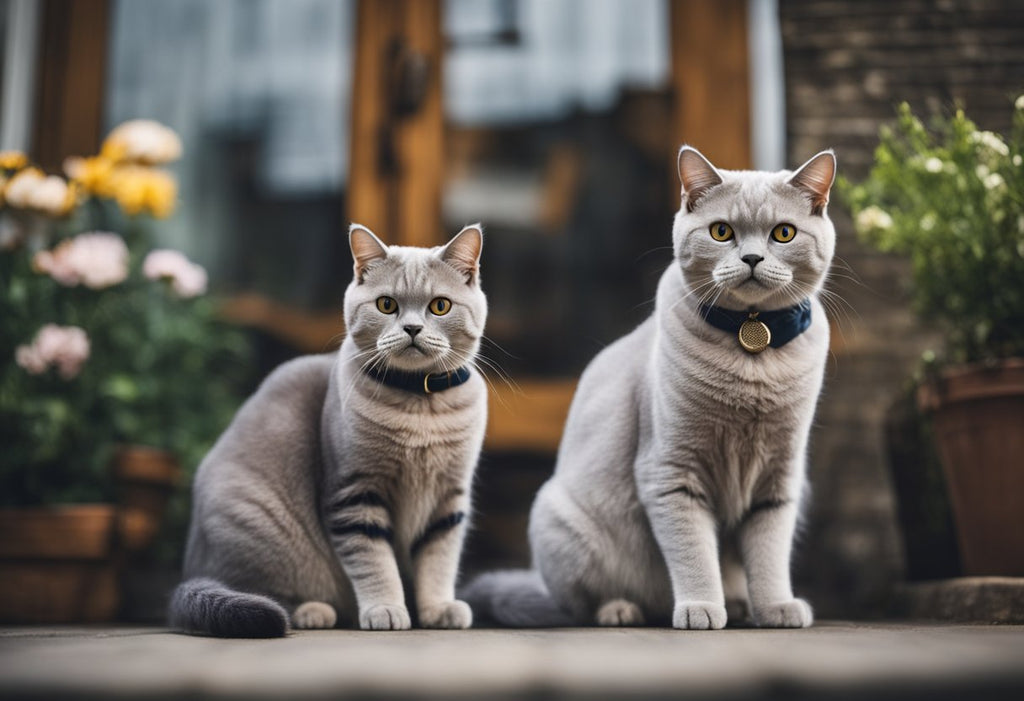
[{"left": 1, "top": 621, "right": 1023, "bottom": 700}]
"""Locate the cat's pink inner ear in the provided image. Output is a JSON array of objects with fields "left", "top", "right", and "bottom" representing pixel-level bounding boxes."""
[
  {"left": 788, "top": 150, "right": 836, "bottom": 215},
  {"left": 678, "top": 146, "right": 724, "bottom": 212},
  {"left": 442, "top": 225, "right": 483, "bottom": 283},
  {"left": 349, "top": 224, "right": 388, "bottom": 281}
]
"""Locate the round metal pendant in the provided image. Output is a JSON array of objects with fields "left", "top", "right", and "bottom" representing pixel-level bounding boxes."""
[{"left": 738, "top": 319, "right": 771, "bottom": 354}]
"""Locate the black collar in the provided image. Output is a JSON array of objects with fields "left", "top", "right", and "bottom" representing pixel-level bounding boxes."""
[
  {"left": 698, "top": 299, "right": 813, "bottom": 349},
  {"left": 363, "top": 365, "right": 472, "bottom": 395}
]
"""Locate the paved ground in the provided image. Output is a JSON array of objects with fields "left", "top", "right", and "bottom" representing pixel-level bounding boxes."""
[{"left": 1, "top": 622, "right": 1023, "bottom": 700}]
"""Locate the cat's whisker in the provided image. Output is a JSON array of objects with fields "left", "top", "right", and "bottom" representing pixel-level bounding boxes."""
[
  {"left": 634, "top": 244, "right": 675, "bottom": 264},
  {"left": 481, "top": 334, "right": 521, "bottom": 361},
  {"left": 340, "top": 350, "right": 386, "bottom": 409},
  {"left": 831, "top": 255, "right": 867, "bottom": 286},
  {"left": 323, "top": 324, "right": 348, "bottom": 352},
  {"left": 474, "top": 352, "right": 521, "bottom": 395},
  {"left": 789, "top": 281, "right": 857, "bottom": 353},
  {"left": 470, "top": 359, "right": 514, "bottom": 411},
  {"left": 662, "top": 277, "right": 717, "bottom": 317}
]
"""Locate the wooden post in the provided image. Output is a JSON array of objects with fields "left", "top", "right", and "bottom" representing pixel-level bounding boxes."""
[
  {"left": 32, "top": 0, "right": 110, "bottom": 170},
  {"left": 669, "top": 0, "right": 751, "bottom": 172},
  {"left": 347, "top": 0, "right": 445, "bottom": 247}
]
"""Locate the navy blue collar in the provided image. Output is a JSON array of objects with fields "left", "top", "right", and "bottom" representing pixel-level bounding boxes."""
[
  {"left": 363, "top": 365, "right": 472, "bottom": 395},
  {"left": 698, "top": 299, "right": 813, "bottom": 349}
]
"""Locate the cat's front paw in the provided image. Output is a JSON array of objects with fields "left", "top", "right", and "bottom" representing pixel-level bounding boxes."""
[
  {"left": 359, "top": 603, "right": 412, "bottom": 631},
  {"left": 672, "top": 601, "right": 727, "bottom": 630},
  {"left": 752, "top": 598, "right": 813, "bottom": 628},
  {"left": 419, "top": 600, "right": 472, "bottom": 629}
]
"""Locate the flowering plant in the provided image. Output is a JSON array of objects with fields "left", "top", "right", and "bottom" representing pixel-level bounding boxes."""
[
  {"left": 0, "top": 121, "right": 249, "bottom": 506},
  {"left": 842, "top": 99, "right": 1024, "bottom": 364}
]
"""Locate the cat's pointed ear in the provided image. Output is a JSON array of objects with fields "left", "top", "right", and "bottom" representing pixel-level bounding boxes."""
[
  {"left": 787, "top": 150, "right": 836, "bottom": 216},
  {"left": 349, "top": 223, "right": 388, "bottom": 282},
  {"left": 678, "top": 146, "right": 724, "bottom": 212},
  {"left": 441, "top": 224, "right": 483, "bottom": 284}
]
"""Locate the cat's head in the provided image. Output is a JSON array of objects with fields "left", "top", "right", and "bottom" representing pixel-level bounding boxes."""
[
  {"left": 343, "top": 224, "right": 487, "bottom": 373},
  {"left": 671, "top": 146, "right": 837, "bottom": 311}
]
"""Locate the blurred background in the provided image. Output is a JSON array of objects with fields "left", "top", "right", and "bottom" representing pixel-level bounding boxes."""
[{"left": 1, "top": 0, "right": 1023, "bottom": 623}]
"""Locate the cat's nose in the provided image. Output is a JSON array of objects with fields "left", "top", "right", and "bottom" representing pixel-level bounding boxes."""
[
  {"left": 741, "top": 254, "right": 764, "bottom": 270},
  {"left": 404, "top": 325, "right": 422, "bottom": 338}
]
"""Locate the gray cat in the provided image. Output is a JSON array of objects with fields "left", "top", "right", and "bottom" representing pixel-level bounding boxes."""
[
  {"left": 463, "top": 147, "right": 836, "bottom": 629},
  {"left": 169, "top": 224, "right": 488, "bottom": 636}
]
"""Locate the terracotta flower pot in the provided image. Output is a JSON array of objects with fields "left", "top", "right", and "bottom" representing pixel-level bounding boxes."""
[
  {"left": 0, "top": 505, "right": 119, "bottom": 623},
  {"left": 917, "top": 358, "right": 1024, "bottom": 576},
  {"left": 111, "top": 445, "right": 181, "bottom": 553}
]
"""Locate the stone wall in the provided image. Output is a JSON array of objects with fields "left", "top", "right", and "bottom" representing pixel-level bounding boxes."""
[{"left": 780, "top": 0, "right": 1024, "bottom": 615}]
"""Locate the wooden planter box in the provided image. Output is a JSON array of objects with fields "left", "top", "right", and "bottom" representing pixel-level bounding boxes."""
[
  {"left": 0, "top": 446, "right": 181, "bottom": 623},
  {"left": 0, "top": 505, "right": 119, "bottom": 623}
]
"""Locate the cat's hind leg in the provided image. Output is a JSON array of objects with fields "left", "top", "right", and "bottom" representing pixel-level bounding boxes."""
[
  {"left": 595, "top": 599, "right": 646, "bottom": 626},
  {"left": 721, "top": 538, "right": 752, "bottom": 625},
  {"left": 291, "top": 601, "right": 337, "bottom": 629},
  {"left": 531, "top": 483, "right": 648, "bottom": 627}
]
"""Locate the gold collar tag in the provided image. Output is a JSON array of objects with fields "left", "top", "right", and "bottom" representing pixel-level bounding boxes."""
[{"left": 738, "top": 312, "right": 771, "bottom": 354}]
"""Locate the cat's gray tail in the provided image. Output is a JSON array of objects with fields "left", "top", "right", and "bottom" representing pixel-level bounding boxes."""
[
  {"left": 460, "top": 569, "right": 574, "bottom": 627},
  {"left": 169, "top": 577, "right": 289, "bottom": 638}
]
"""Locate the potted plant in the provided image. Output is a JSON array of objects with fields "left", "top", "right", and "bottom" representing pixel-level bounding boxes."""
[
  {"left": 843, "top": 98, "right": 1024, "bottom": 577},
  {"left": 0, "top": 122, "right": 250, "bottom": 622}
]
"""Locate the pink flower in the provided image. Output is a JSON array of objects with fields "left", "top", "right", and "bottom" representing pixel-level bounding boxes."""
[
  {"left": 15, "top": 324, "right": 91, "bottom": 379},
  {"left": 143, "top": 249, "right": 208, "bottom": 298},
  {"left": 33, "top": 231, "right": 129, "bottom": 289}
]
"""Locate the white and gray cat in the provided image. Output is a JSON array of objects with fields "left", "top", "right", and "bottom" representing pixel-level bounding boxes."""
[
  {"left": 170, "top": 224, "right": 488, "bottom": 636},
  {"left": 463, "top": 146, "right": 836, "bottom": 629}
]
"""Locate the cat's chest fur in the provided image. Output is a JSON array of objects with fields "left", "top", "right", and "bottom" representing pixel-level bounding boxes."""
[
  {"left": 647, "top": 274, "right": 828, "bottom": 525},
  {"left": 323, "top": 358, "right": 485, "bottom": 545}
]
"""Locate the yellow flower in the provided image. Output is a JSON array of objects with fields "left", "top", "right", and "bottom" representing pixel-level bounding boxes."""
[
  {"left": 0, "top": 150, "right": 28, "bottom": 171},
  {"left": 64, "top": 155, "right": 118, "bottom": 198},
  {"left": 142, "top": 170, "right": 177, "bottom": 218},
  {"left": 106, "top": 165, "right": 177, "bottom": 218},
  {"left": 58, "top": 181, "right": 79, "bottom": 216}
]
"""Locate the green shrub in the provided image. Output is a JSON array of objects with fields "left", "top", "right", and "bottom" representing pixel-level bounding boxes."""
[{"left": 841, "top": 98, "right": 1024, "bottom": 363}]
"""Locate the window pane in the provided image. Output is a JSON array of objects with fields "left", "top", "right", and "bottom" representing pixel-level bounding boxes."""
[{"left": 106, "top": 0, "right": 356, "bottom": 309}]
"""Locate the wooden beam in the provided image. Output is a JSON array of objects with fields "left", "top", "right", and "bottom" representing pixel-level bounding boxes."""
[
  {"left": 669, "top": 0, "right": 751, "bottom": 171},
  {"left": 347, "top": 0, "right": 444, "bottom": 248},
  {"left": 485, "top": 379, "right": 577, "bottom": 453},
  {"left": 219, "top": 294, "right": 345, "bottom": 354},
  {"left": 32, "top": 0, "right": 110, "bottom": 170}
]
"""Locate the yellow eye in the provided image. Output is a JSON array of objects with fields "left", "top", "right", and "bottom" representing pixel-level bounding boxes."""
[
  {"left": 376, "top": 296, "right": 398, "bottom": 314},
  {"left": 771, "top": 223, "right": 797, "bottom": 243},
  {"left": 709, "top": 222, "right": 734, "bottom": 241},
  {"left": 429, "top": 297, "right": 452, "bottom": 316}
]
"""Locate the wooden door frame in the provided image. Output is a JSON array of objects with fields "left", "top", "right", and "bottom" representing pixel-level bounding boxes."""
[
  {"left": 670, "top": 0, "right": 752, "bottom": 172},
  {"left": 346, "top": 0, "right": 445, "bottom": 248},
  {"left": 31, "top": 0, "right": 111, "bottom": 170}
]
